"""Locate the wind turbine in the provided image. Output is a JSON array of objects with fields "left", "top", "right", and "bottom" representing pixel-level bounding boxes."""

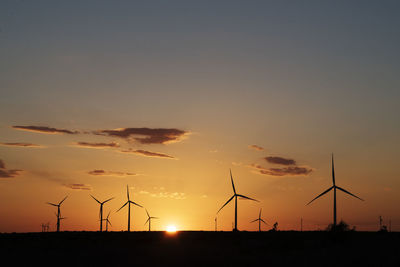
[
  {"left": 307, "top": 154, "right": 364, "bottom": 229},
  {"left": 117, "top": 185, "right": 143, "bottom": 232},
  {"left": 144, "top": 209, "right": 158, "bottom": 231},
  {"left": 101, "top": 211, "right": 112, "bottom": 232},
  {"left": 250, "top": 208, "right": 268, "bottom": 232},
  {"left": 47, "top": 196, "right": 68, "bottom": 232},
  {"left": 217, "top": 169, "right": 259, "bottom": 231},
  {"left": 90, "top": 195, "right": 114, "bottom": 232}
]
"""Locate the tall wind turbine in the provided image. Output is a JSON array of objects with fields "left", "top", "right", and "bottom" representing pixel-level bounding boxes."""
[
  {"left": 217, "top": 169, "right": 259, "bottom": 231},
  {"left": 47, "top": 196, "right": 68, "bottom": 232},
  {"left": 117, "top": 185, "right": 143, "bottom": 232},
  {"left": 250, "top": 208, "right": 268, "bottom": 232},
  {"left": 144, "top": 209, "right": 158, "bottom": 231},
  {"left": 91, "top": 195, "right": 114, "bottom": 232},
  {"left": 307, "top": 154, "right": 364, "bottom": 229}
]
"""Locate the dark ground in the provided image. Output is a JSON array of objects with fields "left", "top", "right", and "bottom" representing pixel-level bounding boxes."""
[{"left": 0, "top": 231, "right": 399, "bottom": 266}]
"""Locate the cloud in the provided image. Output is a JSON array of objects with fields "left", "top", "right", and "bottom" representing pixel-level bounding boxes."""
[
  {"left": 94, "top": 127, "right": 188, "bottom": 144},
  {"left": 249, "top": 145, "right": 265, "bottom": 151},
  {"left": 249, "top": 164, "right": 313, "bottom": 177},
  {"left": 88, "top": 169, "right": 136, "bottom": 177},
  {"left": 121, "top": 149, "right": 175, "bottom": 159},
  {"left": 73, "top": 141, "right": 120, "bottom": 149},
  {"left": 64, "top": 183, "right": 92, "bottom": 190},
  {"left": 12, "top": 125, "right": 79, "bottom": 135},
  {"left": 0, "top": 142, "right": 44, "bottom": 148},
  {"left": 150, "top": 192, "right": 186, "bottom": 200},
  {"left": 0, "top": 159, "right": 23, "bottom": 178},
  {"left": 264, "top": 156, "right": 296, "bottom": 166}
]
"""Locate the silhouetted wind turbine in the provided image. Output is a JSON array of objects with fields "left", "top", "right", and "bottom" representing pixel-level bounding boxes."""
[
  {"left": 307, "top": 154, "right": 364, "bottom": 229},
  {"left": 102, "top": 211, "right": 112, "bottom": 232},
  {"left": 117, "top": 185, "right": 143, "bottom": 232},
  {"left": 47, "top": 196, "right": 68, "bottom": 232},
  {"left": 144, "top": 209, "right": 158, "bottom": 231},
  {"left": 217, "top": 169, "right": 259, "bottom": 231},
  {"left": 250, "top": 208, "right": 268, "bottom": 232},
  {"left": 91, "top": 195, "right": 114, "bottom": 232}
]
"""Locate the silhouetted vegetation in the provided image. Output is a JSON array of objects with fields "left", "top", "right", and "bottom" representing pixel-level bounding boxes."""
[{"left": 326, "top": 220, "right": 355, "bottom": 232}]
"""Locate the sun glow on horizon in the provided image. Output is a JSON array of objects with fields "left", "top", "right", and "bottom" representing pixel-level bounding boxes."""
[{"left": 166, "top": 225, "right": 177, "bottom": 233}]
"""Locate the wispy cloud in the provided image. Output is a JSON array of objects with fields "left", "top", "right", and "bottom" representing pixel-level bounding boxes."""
[
  {"left": 138, "top": 188, "right": 186, "bottom": 199},
  {"left": 94, "top": 127, "right": 188, "bottom": 144},
  {"left": 63, "top": 183, "right": 92, "bottom": 190},
  {"left": 249, "top": 164, "right": 313, "bottom": 177},
  {"left": 12, "top": 125, "right": 79, "bottom": 135},
  {"left": 121, "top": 149, "right": 176, "bottom": 159},
  {"left": 88, "top": 169, "right": 136, "bottom": 177},
  {"left": 248, "top": 145, "right": 265, "bottom": 151},
  {"left": 0, "top": 159, "right": 23, "bottom": 178},
  {"left": 264, "top": 156, "right": 296, "bottom": 166},
  {"left": 73, "top": 141, "right": 120, "bottom": 149},
  {"left": 0, "top": 142, "right": 44, "bottom": 148}
]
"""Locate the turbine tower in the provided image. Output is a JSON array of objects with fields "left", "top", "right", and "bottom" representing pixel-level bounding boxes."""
[
  {"left": 250, "top": 208, "right": 268, "bottom": 232},
  {"left": 47, "top": 196, "right": 68, "bottom": 232},
  {"left": 217, "top": 169, "right": 259, "bottom": 231},
  {"left": 90, "top": 195, "right": 114, "bottom": 232},
  {"left": 144, "top": 209, "right": 158, "bottom": 231},
  {"left": 307, "top": 154, "right": 364, "bottom": 229},
  {"left": 117, "top": 185, "right": 143, "bottom": 232}
]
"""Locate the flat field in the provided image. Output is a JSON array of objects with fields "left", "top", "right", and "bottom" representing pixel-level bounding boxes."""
[{"left": 0, "top": 231, "right": 399, "bottom": 266}]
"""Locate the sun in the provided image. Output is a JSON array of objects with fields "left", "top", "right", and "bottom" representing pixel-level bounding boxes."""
[{"left": 166, "top": 225, "right": 177, "bottom": 233}]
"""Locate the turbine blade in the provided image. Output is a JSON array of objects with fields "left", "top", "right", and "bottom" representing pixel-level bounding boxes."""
[
  {"left": 106, "top": 211, "right": 111, "bottom": 219},
  {"left": 47, "top": 202, "right": 57, "bottom": 207},
  {"left": 250, "top": 219, "right": 258, "bottom": 223},
  {"left": 332, "top": 154, "right": 336, "bottom": 186},
  {"left": 59, "top": 196, "right": 68, "bottom": 205},
  {"left": 230, "top": 169, "right": 236, "bottom": 194},
  {"left": 145, "top": 209, "right": 150, "bottom": 218},
  {"left": 152, "top": 217, "right": 159, "bottom": 219},
  {"left": 260, "top": 219, "right": 268, "bottom": 225},
  {"left": 236, "top": 194, "right": 259, "bottom": 202},
  {"left": 336, "top": 186, "right": 364, "bottom": 201},
  {"left": 217, "top": 195, "right": 235, "bottom": 214},
  {"left": 130, "top": 201, "right": 143, "bottom": 208},
  {"left": 103, "top": 197, "right": 114, "bottom": 204},
  {"left": 144, "top": 218, "right": 150, "bottom": 225},
  {"left": 307, "top": 186, "right": 334, "bottom": 205},
  {"left": 108, "top": 220, "right": 112, "bottom": 226},
  {"left": 259, "top": 208, "right": 262, "bottom": 219},
  {"left": 90, "top": 195, "right": 101, "bottom": 204},
  {"left": 126, "top": 185, "right": 130, "bottom": 200},
  {"left": 116, "top": 201, "right": 128, "bottom": 212}
]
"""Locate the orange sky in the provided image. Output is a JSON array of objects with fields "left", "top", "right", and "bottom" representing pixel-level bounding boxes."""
[{"left": 1, "top": 1, "right": 399, "bottom": 232}]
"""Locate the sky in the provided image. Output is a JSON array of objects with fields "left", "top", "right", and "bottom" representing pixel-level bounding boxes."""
[{"left": 1, "top": 0, "right": 399, "bottom": 233}]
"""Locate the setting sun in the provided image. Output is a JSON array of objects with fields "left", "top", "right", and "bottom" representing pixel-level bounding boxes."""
[{"left": 166, "top": 225, "right": 177, "bottom": 233}]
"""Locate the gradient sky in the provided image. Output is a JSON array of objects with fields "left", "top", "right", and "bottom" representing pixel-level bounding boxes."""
[{"left": 1, "top": 1, "right": 399, "bottom": 233}]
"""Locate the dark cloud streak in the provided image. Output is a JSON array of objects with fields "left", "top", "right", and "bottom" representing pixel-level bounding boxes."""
[{"left": 13, "top": 125, "right": 79, "bottom": 134}]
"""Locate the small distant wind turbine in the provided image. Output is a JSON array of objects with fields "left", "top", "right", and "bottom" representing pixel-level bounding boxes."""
[
  {"left": 307, "top": 154, "right": 364, "bottom": 229},
  {"left": 144, "top": 209, "right": 158, "bottom": 231},
  {"left": 217, "top": 169, "right": 259, "bottom": 231},
  {"left": 47, "top": 196, "right": 68, "bottom": 232},
  {"left": 91, "top": 195, "right": 114, "bottom": 232},
  {"left": 215, "top": 216, "right": 217, "bottom": 232},
  {"left": 250, "top": 208, "right": 268, "bottom": 232},
  {"left": 117, "top": 185, "right": 143, "bottom": 232},
  {"left": 102, "top": 211, "right": 112, "bottom": 232}
]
